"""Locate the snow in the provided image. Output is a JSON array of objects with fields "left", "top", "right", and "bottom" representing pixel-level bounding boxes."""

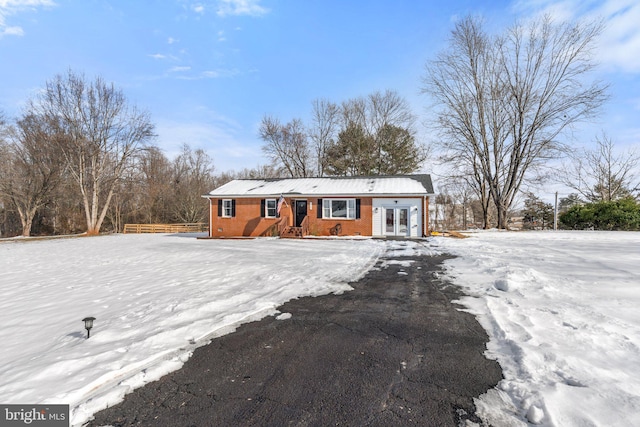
[
  {"left": 275, "top": 312, "right": 292, "bottom": 321},
  {"left": 207, "top": 175, "right": 433, "bottom": 197},
  {"left": 0, "top": 234, "right": 384, "bottom": 426},
  {"left": 432, "top": 231, "right": 640, "bottom": 427},
  {"left": 2, "top": 231, "right": 639, "bottom": 427}
]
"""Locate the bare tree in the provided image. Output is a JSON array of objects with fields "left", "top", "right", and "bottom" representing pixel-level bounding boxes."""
[
  {"left": 340, "top": 97, "right": 368, "bottom": 131},
  {"left": 325, "top": 90, "right": 425, "bottom": 176},
  {"left": 562, "top": 134, "right": 639, "bottom": 202},
  {"left": 0, "top": 111, "right": 11, "bottom": 237},
  {"left": 170, "top": 144, "right": 216, "bottom": 223},
  {"left": 0, "top": 113, "right": 65, "bottom": 236},
  {"left": 232, "top": 163, "right": 284, "bottom": 180},
  {"left": 423, "top": 15, "right": 608, "bottom": 228},
  {"left": 440, "top": 176, "right": 478, "bottom": 229},
  {"left": 260, "top": 116, "right": 312, "bottom": 177},
  {"left": 368, "top": 90, "right": 415, "bottom": 135},
  {"left": 137, "top": 146, "right": 173, "bottom": 223},
  {"left": 440, "top": 152, "right": 493, "bottom": 228},
  {"left": 0, "top": 110, "right": 7, "bottom": 140},
  {"left": 34, "top": 70, "right": 155, "bottom": 235},
  {"left": 309, "top": 98, "right": 340, "bottom": 176}
]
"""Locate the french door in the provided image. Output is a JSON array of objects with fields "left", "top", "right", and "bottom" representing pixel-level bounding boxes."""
[{"left": 385, "top": 207, "right": 409, "bottom": 236}]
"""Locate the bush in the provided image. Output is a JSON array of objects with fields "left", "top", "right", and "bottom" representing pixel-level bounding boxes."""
[{"left": 559, "top": 197, "right": 640, "bottom": 230}]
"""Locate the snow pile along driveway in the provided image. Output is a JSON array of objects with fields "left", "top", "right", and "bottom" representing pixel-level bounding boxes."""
[
  {"left": 434, "top": 231, "right": 640, "bottom": 427},
  {"left": 0, "top": 234, "right": 384, "bottom": 426}
]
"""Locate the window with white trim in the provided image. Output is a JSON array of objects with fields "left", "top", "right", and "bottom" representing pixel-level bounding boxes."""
[
  {"left": 222, "top": 199, "right": 233, "bottom": 217},
  {"left": 322, "top": 199, "right": 356, "bottom": 219},
  {"left": 265, "top": 199, "right": 277, "bottom": 218}
]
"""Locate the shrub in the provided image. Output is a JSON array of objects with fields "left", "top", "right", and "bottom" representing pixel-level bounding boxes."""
[{"left": 559, "top": 197, "right": 640, "bottom": 230}]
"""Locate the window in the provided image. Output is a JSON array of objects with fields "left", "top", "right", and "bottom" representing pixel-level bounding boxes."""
[
  {"left": 222, "top": 199, "right": 233, "bottom": 217},
  {"left": 322, "top": 199, "right": 357, "bottom": 219},
  {"left": 217, "top": 199, "right": 235, "bottom": 217},
  {"left": 265, "top": 199, "right": 277, "bottom": 218}
]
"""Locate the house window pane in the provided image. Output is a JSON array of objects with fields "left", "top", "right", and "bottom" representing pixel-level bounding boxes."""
[
  {"left": 266, "top": 199, "right": 276, "bottom": 218},
  {"left": 386, "top": 209, "right": 394, "bottom": 233},
  {"left": 347, "top": 199, "right": 356, "bottom": 219},
  {"left": 399, "top": 208, "right": 408, "bottom": 233},
  {"left": 322, "top": 198, "right": 356, "bottom": 219},
  {"left": 223, "top": 199, "right": 233, "bottom": 217},
  {"left": 332, "top": 200, "right": 347, "bottom": 218}
]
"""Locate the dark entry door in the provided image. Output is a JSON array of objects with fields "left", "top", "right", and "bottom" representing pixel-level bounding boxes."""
[{"left": 295, "top": 200, "right": 307, "bottom": 227}]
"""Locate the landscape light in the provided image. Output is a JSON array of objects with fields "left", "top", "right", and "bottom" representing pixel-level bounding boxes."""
[{"left": 82, "top": 317, "right": 96, "bottom": 339}]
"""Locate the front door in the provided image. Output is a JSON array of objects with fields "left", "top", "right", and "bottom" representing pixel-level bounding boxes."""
[
  {"left": 385, "top": 207, "right": 409, "bottom": 236},
  {"left": 295, "top": 200, "right": 307, "bottom": 227}
]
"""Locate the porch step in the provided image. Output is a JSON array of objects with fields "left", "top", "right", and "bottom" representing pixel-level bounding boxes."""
[{"left": 280, "top": 226, "right": 303, "bottom": 238}]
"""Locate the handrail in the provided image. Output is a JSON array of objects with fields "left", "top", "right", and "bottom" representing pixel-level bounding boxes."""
[
  {"left": 301, "top": 216, "right": 310, "bottom": 237},
  {"left": 278, "top": 216, "right": 289, "bottom": 235}
]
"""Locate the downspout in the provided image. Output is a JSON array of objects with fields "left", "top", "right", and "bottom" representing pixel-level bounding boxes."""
[
  {"left": 209, "top": 198, "right": 213, "bottom": 237},
  {"left": 423, "top": 195, "right": 428, "bottom": 237}
]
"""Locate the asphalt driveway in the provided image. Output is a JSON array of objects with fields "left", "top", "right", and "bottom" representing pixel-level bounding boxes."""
[{"left": 88, "top": 249, "right": 502, "bottom": 426}]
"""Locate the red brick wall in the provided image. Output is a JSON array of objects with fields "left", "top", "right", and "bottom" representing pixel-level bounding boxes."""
[
  {"left": 306, "top": 197, "right": 373, "bottom": 236},
  {"left": 209, "top": 198, "right": 282, "bottom": 237},
  {"left": 209, "top": 197, "right": 374, "bottom": 237}
]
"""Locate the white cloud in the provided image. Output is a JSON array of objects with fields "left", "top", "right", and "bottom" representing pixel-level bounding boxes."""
[
  {"left": 216, "top": 0, "right": 268, "bottom": 17},
  {"left": 168, "top": 66, "right": 191, "bottom": 72},
  {"left": 192, "top": 3, "right": 204, "bottom": 14},
  {"left": 597, "top": 1, "right": 640, "bottom": 73},
  {"left": 170, "top": 68, "right": 240, "bottom": 80},
  {"left": 512, "top": 0, "right": 640, "bottom": 73},
  {"left": 0, "top": 24, "right": 22, "bottom": 36},
  {"left": 0, "top": 0, "right": 55, "bottom": 8},
  {"left": 167, "top": 36, "right": 177, "bottom": 44},
  {"left": 217, "top": 29, "right": 225, "bottom": 41},
  {"left": 201, "top": 70, "right": 220, "bottom": 78},
  {"left": 0, "top": 0, "right": 55, "bottom": 38},
  {"left": 155, "top": 113, "right": 262, "bottom": 170},
  {"left": 203, "top": 68, "right": 239, "bottom": 78},
  {"left": 148, "top": 52, "right": 182, "bottom": 62}
]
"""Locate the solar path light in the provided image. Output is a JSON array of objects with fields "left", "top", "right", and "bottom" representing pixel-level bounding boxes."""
[{"left": 82, "top": 317, "right": 96, "bottom": 338}]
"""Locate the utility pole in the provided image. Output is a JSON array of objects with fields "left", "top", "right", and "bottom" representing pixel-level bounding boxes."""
[{"left": 554, "top": 191, "right": 558, "bottom": 231}]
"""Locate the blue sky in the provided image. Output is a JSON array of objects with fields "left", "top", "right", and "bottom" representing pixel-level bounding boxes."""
[{"left": 1, "top": 0, "right": 639, "bottom": 186}]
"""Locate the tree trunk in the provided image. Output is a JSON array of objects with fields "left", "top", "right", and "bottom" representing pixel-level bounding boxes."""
[
  {"left": 496, "top": 203, "right": 508, "bottom": 230},
  {"left": 92, "top": 186, "right": 116, "bottom": 235},
  {"left": 13, "top": 200, "right": 38, "bottom": 237},
  {"left": 17, "top": 207, "right": 32, "bottom": 237}
]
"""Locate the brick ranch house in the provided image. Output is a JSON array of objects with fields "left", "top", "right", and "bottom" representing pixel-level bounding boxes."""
[{"left": 202, "top": 174, "right": 434, "bottom": 238}]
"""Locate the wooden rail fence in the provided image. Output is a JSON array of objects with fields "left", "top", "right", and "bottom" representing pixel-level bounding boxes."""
[{"left": 123, "top": 223, "right": 208, "bottom": 234}]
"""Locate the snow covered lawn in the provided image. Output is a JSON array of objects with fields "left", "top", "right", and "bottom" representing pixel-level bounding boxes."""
[
  {"left": 0, "top": 234, "right": 384, "bottom": 426},
  {"left": 2, "top": 231, "right": 638, "bottom": 427},
  {"left": 433, "top": 231, "right": 640, "bottom": 427}
]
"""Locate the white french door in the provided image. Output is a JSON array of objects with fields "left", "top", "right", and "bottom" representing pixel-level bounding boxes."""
[{"left": 384, "top": 207, "right": 409, "bottom": 236}]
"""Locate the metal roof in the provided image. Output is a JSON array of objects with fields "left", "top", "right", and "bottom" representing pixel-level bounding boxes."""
[{"left": 204, "top": 174, "right": 434, "bottom": 198}]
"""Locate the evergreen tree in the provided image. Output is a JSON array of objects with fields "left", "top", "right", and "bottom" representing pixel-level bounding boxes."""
[{"left": 521, "top": 193, "right": 554, "bottom": 230}]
